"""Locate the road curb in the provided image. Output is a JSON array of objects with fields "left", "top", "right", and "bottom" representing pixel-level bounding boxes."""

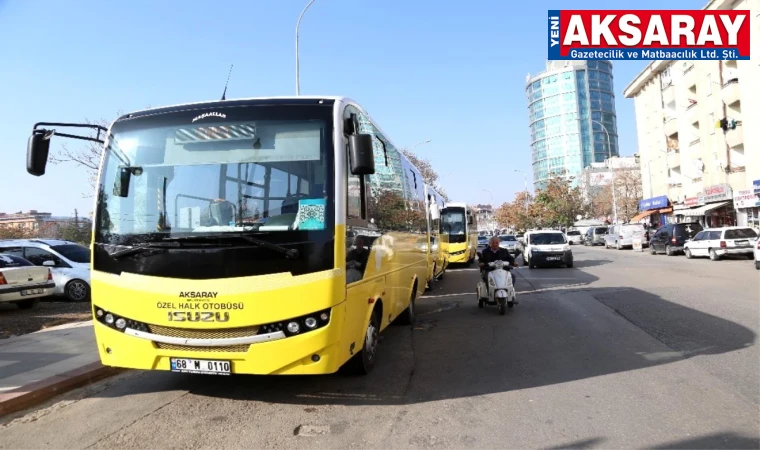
[{"left": 0, "top": 362, "right": 121, "bottom": 418}]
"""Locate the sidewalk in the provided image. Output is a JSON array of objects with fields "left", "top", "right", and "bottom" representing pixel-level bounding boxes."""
[{"left": 0, "top": 321, "right": 119, "bottom": 418}]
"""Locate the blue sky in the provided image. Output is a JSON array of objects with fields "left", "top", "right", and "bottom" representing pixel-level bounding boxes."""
[{"left": 1, "top": 0, "right": 700, "bottom": 217}]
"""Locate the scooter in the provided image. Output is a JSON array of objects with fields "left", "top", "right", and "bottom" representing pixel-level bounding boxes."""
[{"left": 476, "top": 259, "right": 516, "bottom": 315}]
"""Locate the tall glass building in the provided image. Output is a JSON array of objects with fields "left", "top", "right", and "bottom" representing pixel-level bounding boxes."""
[{"left": 526, "top": 60, "right": 620, "bottom": 190}]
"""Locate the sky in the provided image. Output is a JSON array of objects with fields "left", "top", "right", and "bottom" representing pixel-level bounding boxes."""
[{"left": 0, "top": 0, "right": 702, "bottom": 217}]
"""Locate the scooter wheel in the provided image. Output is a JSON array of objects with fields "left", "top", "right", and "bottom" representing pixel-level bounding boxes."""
[
  {"left": 478, "top": 299, "right": 484, "bottom": 309},
  {"left": 498, "top": 303, "right": 506, "bottom": 315}
]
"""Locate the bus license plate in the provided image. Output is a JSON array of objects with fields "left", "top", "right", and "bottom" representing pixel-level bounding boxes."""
[
  {"left": 170, "top": 358, "right": 231, "bottom": 375},
  {"left": 546, "top": 256, "right": 561, "bottom": 261},
  {"left": 20, "top": 289, "right": 43, "bottom": 296}
]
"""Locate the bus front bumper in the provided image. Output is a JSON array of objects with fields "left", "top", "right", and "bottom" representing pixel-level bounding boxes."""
[{"left": 95, "top": 304, "right": 347, "bottom": 375}]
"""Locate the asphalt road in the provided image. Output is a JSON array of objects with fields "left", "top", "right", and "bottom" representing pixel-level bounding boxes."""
[{"left": 1, "top": 246, "right": 758, "bottom": 449}]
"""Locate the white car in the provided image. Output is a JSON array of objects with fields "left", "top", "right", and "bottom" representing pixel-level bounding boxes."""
[
  {"left": 523, "top": 230, "right": 574, "bottom": 268},
  {"left": 0, "top": 239, "right": 91, "bottom": 302},
  {"left": 0, "top": 254, "right": 55, "bottom": 309},
  {"left": 566, "top": 230, "right": 583, "bottom": 245},
  {"left": 683, "top": 226, "right": 758, "bottom": 261}
]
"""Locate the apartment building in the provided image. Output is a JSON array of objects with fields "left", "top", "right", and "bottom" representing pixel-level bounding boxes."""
[
  {"left": 0, "top": 210, "right": 90, "bottom": 233},
  {"left": 474, "top": 204, "right": 497, "bottom": 233},
  {"left": 623, "top": 0, "right": 760, "bottom": 229}
]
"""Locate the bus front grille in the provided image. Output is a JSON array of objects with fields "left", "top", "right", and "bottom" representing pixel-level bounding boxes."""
[
  {"left": 154, "top": 342, "right": 250, "bottom": 353},
  {"left": 147, "top": 324, "right": 260, "bottom": 340}
]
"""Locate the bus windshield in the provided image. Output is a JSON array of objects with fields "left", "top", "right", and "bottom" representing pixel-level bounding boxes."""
[
  {"left": 441, "top": 209, "right": 466, "bottom": 235},
  {"left": 93, "top": 104, "right": 335, "bottom": 279}
]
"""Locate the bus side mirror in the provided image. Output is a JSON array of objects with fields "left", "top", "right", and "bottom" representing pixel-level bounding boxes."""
[
  {"left": 348, "top": 134, "right": 375, "bottom": 175},
  {"left": 113, "top": 167, "right": 131, "bottom": 198},
  {"left": 430, "top": 203, "right": 440, "bottom": 221},
  {"left": 27, "top": 131, "right": 53, "bottom": 176}
]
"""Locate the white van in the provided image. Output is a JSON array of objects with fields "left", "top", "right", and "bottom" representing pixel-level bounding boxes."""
[{"left": 523, "top": 230, "right": 574, "bottom": 269}]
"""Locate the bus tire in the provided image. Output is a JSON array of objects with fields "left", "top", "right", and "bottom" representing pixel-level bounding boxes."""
[
  {"left": 346, "top": 308, "right": 381, "bottom": 375},
  {"left": 397, "top": 284, "right": 417, "bottom": 326}
]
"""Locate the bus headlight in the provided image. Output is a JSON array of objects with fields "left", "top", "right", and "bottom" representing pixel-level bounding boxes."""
[
  {"left": 286, "top": 322, "right": 300, "bottom": 334},
  {"left": 105, "top": 314, "right": 114, "bottom": 325},
  {"left": 115, "top": 318, "right": 127, "bottom": 330},
  {"left": 304, "top": 317, "right": 318, "bottom": 329}
]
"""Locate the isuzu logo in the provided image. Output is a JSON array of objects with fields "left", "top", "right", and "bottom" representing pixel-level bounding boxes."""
[{"left": 167, "top": 311, "right": 230, "bottom": 322}]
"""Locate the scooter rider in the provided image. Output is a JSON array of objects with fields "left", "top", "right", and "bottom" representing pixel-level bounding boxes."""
[{"left": 479, "top": 235, "right": 519, "bottom": 303}]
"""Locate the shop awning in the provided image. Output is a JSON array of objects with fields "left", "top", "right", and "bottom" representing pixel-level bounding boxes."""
[
  {"left": 676, "top": 201, "right": 731, "bottom": 217},
  {"left": 630, "top": 209, "right": 657, "bottom": 222}
]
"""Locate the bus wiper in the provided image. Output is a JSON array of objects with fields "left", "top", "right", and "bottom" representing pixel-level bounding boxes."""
[
  {"left": 107, "top": 241, "right": 181, "bottom": 259},
  {"left": 163, "top": 234, "right": 300, "bottom": 259}
]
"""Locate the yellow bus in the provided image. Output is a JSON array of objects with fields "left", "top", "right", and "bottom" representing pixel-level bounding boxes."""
[
  {"left": 441, "top": 203, "right": 478, "bottom": 265},
  {"left": 423, "top": 184, "right": 448, "bottom": 288},
  {"left": 26, "top": 96, "right": 440, "bottom": 376}
]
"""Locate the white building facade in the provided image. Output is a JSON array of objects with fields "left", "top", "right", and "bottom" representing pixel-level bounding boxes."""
[{"left": 623, "top": 0, "right": 760, "bottom": 229}]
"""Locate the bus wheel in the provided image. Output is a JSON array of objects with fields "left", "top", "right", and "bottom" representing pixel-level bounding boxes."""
[
  {"left": 347, "top": 309, "right": 380, "bottom": 375},
  {"left": 397, "top": 286, "right": 416, "bottom": 326}
]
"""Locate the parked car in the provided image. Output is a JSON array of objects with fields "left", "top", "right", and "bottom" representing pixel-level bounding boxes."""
[
  {"left": 477, "top": 235, "right": 489, "bottom": 252},
  {"left": 0, "top": 239, "right": 91, "bottom": 302},
  {"left": 583, "top": 226, "right": 608, "bottom": 246},
  {"left": 497, "top": 234, "right": 522, "bottom": 254},
  {"left": 516, "top": 233, "right": 525, "bottom": 245},
  {"left": 0, "top": 254, "right": 55, "bottom": 309},
  {"left": 566, "top": 230, "right": 583, "bottom": 245},
  {"left": 523, "top": 230, "right": 573, "bottom": 268},
  {"left": 604, "top": 223, "right": 648, "bottom": 249},
  {"left": 683, "top": 226, "right": 758, "bottom": 261},
  {"left": 649, "top": 222, "right": 703, "bottom": 256}
]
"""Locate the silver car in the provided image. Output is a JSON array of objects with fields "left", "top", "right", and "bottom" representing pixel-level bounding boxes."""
[{"left": 498, "top": 235, "right": 522, "bottom": 254}]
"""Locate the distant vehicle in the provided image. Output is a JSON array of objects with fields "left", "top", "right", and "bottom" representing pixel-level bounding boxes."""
[
  {"left": 0, "top": 254, "right": 55, "bottom": 309},
  {"left": 684, "top": 226, "right": 757, "bottom": 261},
  {"left": 497, "top": 234, "right": 521, "bottom": 254},
  {"left": 523, "top": 230, "right": 573, "bottom": 268},
  {"left": 754, "top": 235, "right": 760, "bottom": 270},
  {"left": 565, "top": 230, "right": 583, "bottom": 245},
  {"left": 441, "top": 203, "right": 479, "bottom": 265},
  {"left": 0, "top": 239, "right": 91, "bottom": 302},
  {"left": 649, "top": 222, "right": 703, "bottom": 256},
  {"left": 583, "top": 227, "right": 608, "bottom": 246},
  {"left": 477, "top": 235, "right": 489, "bottom": 252},
  {"left": 604, "top": 224, "right": 648, "bottom": 250}
]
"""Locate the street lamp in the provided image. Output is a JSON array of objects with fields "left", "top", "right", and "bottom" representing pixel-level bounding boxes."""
[
  {"left": 513, "top": 169, "right": 529, "bottom": 213},
  {"left": 295, "top": 0, "right": 316, "bottom": 96}
]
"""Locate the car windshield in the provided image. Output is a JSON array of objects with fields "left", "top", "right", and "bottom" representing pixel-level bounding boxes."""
[
  {"left": 595, "top": 227, "right": 608, "bottom": 234},
  {"left": 500, "top": 235, "right": 516, "bottom": 242},
  {"left": 0, "top": 254, "right": 33, "bottom": 268},
  {"left": 50, "top": 244, "right": 90, "bottom": 263},
  {"left": 676, "top": 223, "right": 703, "bottom": 238},
  {"left": 725, "top": 228, "right": 757, "bottom": 239},
  {"left": 529, "top": 233, "right": 566, "bottom": 245}
]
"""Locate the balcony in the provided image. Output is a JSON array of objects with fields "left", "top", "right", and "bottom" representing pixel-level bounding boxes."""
[
  {"left": 725, "top": 125, "right": 744, "bottom": 148},
  {"left": 663, "top": 116, "right": 678, "bottom": 137},
  {"left": 721, "top": 79, "right": 741, "bottom": 106},
  {"left": 667, "top": 150, "right": 681, "bottom": 167},
  {"left": 682, "top": 64, "right": 696, "bottom": 87},
  {"left": 662, "top": 83, "right": 675, "bottom": 105},
  {"left": 668, "top": 175, "right": 683, "bottom": 187},
  {"left": 686, "top": 101, "right": 699, "bottom": 125}
]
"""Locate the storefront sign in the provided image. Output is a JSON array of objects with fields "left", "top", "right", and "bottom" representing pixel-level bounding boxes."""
[
  {"left": 753, "top": 179, "right": 760, "bottom": 195},
  {"left": 684, "top": 196, "right": 703, "bottom": 207},
  {"left": 638, "top": 195, "right": 669, "bottom": 211},
  {"left": 702, "top": 183, "right": 732, "bottom": 203},
  {"left": 734, "top": 189, "right": 760, "bottom": 208}
]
